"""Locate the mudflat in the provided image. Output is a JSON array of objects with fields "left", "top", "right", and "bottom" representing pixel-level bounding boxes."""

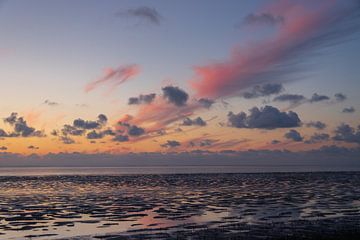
[{"left": 1, "top": 172, "right": 360, "bottom": 239}]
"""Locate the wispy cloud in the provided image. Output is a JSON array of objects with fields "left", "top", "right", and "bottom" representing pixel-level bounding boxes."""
[
  {"left": 116, "top": 6, "right": 162, "bottom": 25},
  {"left": 85, "top": 64, "right": 140, "bottom": 93},
  {"left": 190, "top": 0, "right": 360, "bottom": 99},
  {"left": 243, "top": 12, "right": 284, "bottom": 26}
]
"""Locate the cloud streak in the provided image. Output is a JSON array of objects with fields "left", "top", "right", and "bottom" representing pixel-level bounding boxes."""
[
  {"left": 116, "top": 6, "right": 162, "bottom": 25},
  {"left": 190, "top": 0, "right": 360, "bottom": 99},
  {"left": 85, "top": 64, "right": 140, "bottom": 93}
]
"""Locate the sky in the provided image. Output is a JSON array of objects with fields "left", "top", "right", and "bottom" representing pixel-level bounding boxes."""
[{"left": 0, "top": 0, "right": 359, "bottom": 166}]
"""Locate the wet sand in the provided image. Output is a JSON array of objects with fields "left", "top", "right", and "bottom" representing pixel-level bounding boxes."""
[{"left": 1, "top": 172, "right": 360, "bottom": 239}]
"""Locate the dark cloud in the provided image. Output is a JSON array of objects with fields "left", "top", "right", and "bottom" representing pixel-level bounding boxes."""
[
  {"left": 62, "top": 124, "right": 85, "bottom": 136},
  {"left": 198, "top": 98, "right": 215, "bottom": 108},
  {"left": 242, "top": 83, "right": 283, "bottom": 99},
  {"left": 284, "top": 129, "right": 303, "bottom": 142},
  {"left": 44, "top": 99, "right": 59, "bottom": 106},
  {"left": 305, "top": 133, "right": 330, "bottom": 144},
  {"left": 0, "top": 129, "right": 7, "bottom": 137},
  {"left": 174, "top": 128, "right": 183, "bottom": 133},
  {"left": 116, "top": 6, "right": 162, "bottom": 25},
  {"left": 342, "top": 107, "right": 355, "bottom": 113},
  {"left": 86, "top": 129, "right": 116, "bottom": 140},
  {"left": 199, "top": 139, "right": 214, "bottom": 147},
  {"left": 86, "top": 131, "right": 104, "bottom": 140},
  {"left": 28, "top": 145, "right": 39, "bottom": 150},
  {"left": 50, "top": 130, "right": 58, "bottom": 136},
  {"left": 128, "top": 125, "right": 145, "bottom": 136},
  {"left": 243, "top": 12, "right": 284, "bottom": 26},
  {"left": 273, "top": 94, "right": 306, "bottom": 105},
  {"left": 3, "top": 113, "right": 45, "bottom": 137},
  {"left": 310, "top": 93, "right": 330, "bottom": 103},
  {"left": 182, "top": 117, "right": 207, "bottom": 127},
  {"left": 57, "top": 114, "right": 111, "bottom": 143},
  {"left": 333, "top": 124, "right": 360, "bottom": 144},
  {"left": 118, "top": 122, "right": 145, "bottom": 137},
  {"left": 0, "top": 146, "right": 7, "bottom": 150},
  {"left": 334, "top": 93, "right": 347, "bottom": 102},
  {"left": 228, "top": 105, "right": 301, "bottom": 129},
  {"left": 72, "top": 114, "right": 107, "bottom": 130},
  {"left": 73, "top": 119, "right": 100, "bottom": 130},
  {"left": 162, "top": 86, "right": 189, "bottom": 107},
  {"left": 97, "top": 114, "right": 108, "bottom": 124},
  {"left": 188, "top": 139, "right": 217, "bottom": 148},
  {"left": 112, "top": 135, "right": 129, "bottom": 142},
  {"left": 60, "top": 136, "right": 75, "bottom": 144},
  {"left": 128, "top": 93, "right": 156, "bottom": 105},
  {"left": 4, "top": 112, "right": 18, "bottom": 125},
  {"left": 306, "top": 121, "right": 327, "bottom": 130},
  {"left": 161, "top": 140, "right": 181, "bottom": 148},
  {"left": 271, "top": 140, "right": 281, "bottom": 144}
]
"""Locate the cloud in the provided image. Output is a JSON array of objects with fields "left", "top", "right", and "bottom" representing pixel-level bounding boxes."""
[
  {"left": 182, "top": 117, "right": 207, "bottom": 127},
  {"left": 44, "top": 99, "right": 59, "bottom": 106},
  {"left": 342, "top": 107, "right": 355, "bottom": 113},
  {"left": 85, "top": 64, "right": 140, "bottom": 93},
  {"left": 190, "top": 1, "right": 360, "bottom": 99},
  {"left": 73, "top": 119, "right": 100, "bottom": 130},
  {"left": 73, "top": 114, "right": 107, "bottom": 130},
  {"left": 188, "top": 139, "right": 218, "bottom": 148},
  {"left": 118, "top": 122, "right": 145, "bottom": 137},
  {"left": 228, "top": 105, "right": 301, "bottom": 129},
  {"left": 271, "top": 140, "right": 281, "bottom": 144},
  {"left": 86, "top": 129, "right": 116, "bottom": 140},
  {"left": 128, "top": 125, "right": 145, "bottom": 136},
  {"left": 3, "top": 112, "right": 45, "bottom": 137},
  {"left": 112, "top": 135, "right": 129, "bottom": 142},
  {"left": 162, "top": 86, "right": 189, "bottom": 107},
  {"left": 61, "top": 124, "right": 86, "bottom": 136},
  {"left": 57, "top": 114, "right": 112, "bottom": 143},
  {"left": 243, "top": 12, "right": 284, "bottom": 26},
  {"left": 334, "top": 93, "right": 347, "bottom": 102},
  {"left": 127, "top": 99, "right": 198, "bottom": 132},
  {"left": 28, "top": 145, "right": 39, "bottom": 150},
  {"left": 116, "top": 6, "right": 162, "bottom": 25},
  {"left": 128, "top": 93, "right": 156, "bottom": 105},
  {"left": 333, "top": 124, "right": 360, "bottom": 144},
  {"left": 273, "top": 94, "right": 306, "bottom": 105},
  {"left": 309, "top": 93, "right": 330, "bottom": 103},
  {"left": 305, "top": 133, "right": 330, "bottom": 144},
  {"left": 4, "top": 112, "right": 18, "bottom": 125},
  {"left": 284, "top": 129, "right": 303, "bottom": 142},
  {"left": 242, "top": 83, "right": 283, "bottom": 99},
  {"left": 60, "top": 136, "right": 75, "bottom": 144},
  {"left": 198, "top": 98, "right": 215, "bottom": 108},
  {"left": 0, "top": 146, "right": 7, "bottom": 150},
  {"left": 306, "top": 121, "right": 327, "bottom": 130},
  {"left": 98, "top": 114, "right": 108, "bottom": 124},
  {"left": 161, "top": 140, "right": 181, "bottom": 148}
]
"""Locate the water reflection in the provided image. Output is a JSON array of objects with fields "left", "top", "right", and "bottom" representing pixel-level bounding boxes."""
[{"left": 0, "top": 172, "right": 359, "bottom": 239}]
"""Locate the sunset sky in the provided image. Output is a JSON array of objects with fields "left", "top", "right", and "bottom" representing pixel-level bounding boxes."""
[{"left": 0, "top": 0, "right": 359, "bottom": 164}]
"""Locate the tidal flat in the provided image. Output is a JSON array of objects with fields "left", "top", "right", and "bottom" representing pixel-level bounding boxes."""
[{"left": 1, "top": 172, "right": 360, "bottom": 239}]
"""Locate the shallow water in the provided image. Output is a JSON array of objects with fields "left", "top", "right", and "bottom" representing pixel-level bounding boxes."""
[{"left": 0, "top": 172, "right": 360, "bottom": 239}]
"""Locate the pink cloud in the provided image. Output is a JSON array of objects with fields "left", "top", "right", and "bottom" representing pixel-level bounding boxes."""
[
  {"left": 121, "top": 0, "right": 360, "bottom": 135},
  {"left": 85, "top": 64, "right": 140, "bottom": 93},
  {"left": 190, "top": 0, "right": 360, "bottom": 99}
]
